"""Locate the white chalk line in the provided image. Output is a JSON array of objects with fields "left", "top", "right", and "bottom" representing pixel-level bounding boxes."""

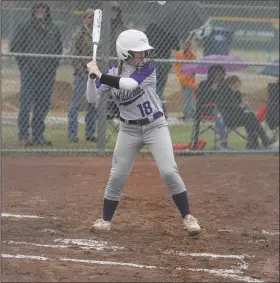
[
  {"left": 2, "top": 212, "right": 278, "bottom": 237},
  {"left": 42, "top": 229, "right": 56, "bottom": 233},
  {"left": 3, "top": 239, "right": 125, "bottom": 252},
  {"left": 164, "top": 250, "right": 263, "bottom": 282},
  {"left": 1, "top": 253, "right": 158, "bottom": 269},
  {"left": 1, "top": 252, "right": 263, "bottom": 282},
  {"left": 2, "top": 213, "right": 278, "bottom": 235},
  {"left": 53, "top": 238, "right": 125, "bottom": 251},
  {"left": 1, "top": 213, "right": 58, "bottom": 220},
  {"left": 3, "top": 240, "right": 263, "bottom": 282},
  {"left": 1, "top": 213, "right": 268, "bottom": 282},
  {"left": 218, "top": 229, "right": 279, "bottom": 236}
]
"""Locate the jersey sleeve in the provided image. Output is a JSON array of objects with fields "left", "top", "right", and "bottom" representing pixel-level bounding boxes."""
[{"left": 130, "top": 63, "right": 156, "bottom": 88}]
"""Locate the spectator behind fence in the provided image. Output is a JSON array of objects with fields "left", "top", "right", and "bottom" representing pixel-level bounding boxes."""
[
  {"left": 173, "top": 40, "right": 198, "bottom": 120},
  {"left": 145, "top": 24, "right": 180, "bottom": 118},
  {"left": 196, "top": 65, "right": 228, "bottom": 148},
  {"left": 266, "top": 79, "right": 279, "bottom": 132},
  {"left": 110, "top": 2, "right": 126, "bottom": 60},
  {"left": 10, "top": 2, "right": 62, "bottom": 146},
  {"left": 67, "top": 8, "right": 98, "bottom": 143},
  {"left": 216, "top": 75, "right": 275, "bottom": 149}
]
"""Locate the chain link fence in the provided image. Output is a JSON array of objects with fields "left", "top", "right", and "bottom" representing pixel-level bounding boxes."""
[{"left": 1, "top": 1, "right": 279, "bottom": 154}]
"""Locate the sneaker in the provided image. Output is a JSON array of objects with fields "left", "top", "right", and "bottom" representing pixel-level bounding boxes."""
[
  {"left": 68, "top": 136, "right": 79, "bottom": 143},
  {"left": 32, "top": 138, "right": 52, "bottom": 146},
  {"left": 220, "top": 141, "right": 228, "bottom": 150},
  {"left": 263, "top": 136, "right": 278, "bottom": 148},
  {"left": 268, "top": 140, "right": 279, "bottom": 150},
  {"left": 182, "top": 215, "right": 201, "bottom": 236},
  {"left": 19, "top": 138, "right": 33, "bottom": 146},
  {"left": 86, "top": 136, "right": 97, "bottom": 142},
  {"left": 90, "top": 218, "right": 111, "bottom": 232}
]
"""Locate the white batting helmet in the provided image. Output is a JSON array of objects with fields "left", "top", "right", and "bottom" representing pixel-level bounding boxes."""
[{"left": 116, "top": 29, "right": 154, "bottom": 62}]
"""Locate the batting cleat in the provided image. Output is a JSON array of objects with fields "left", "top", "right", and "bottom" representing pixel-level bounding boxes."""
[
  {"left": 183, "top": 215, "right": 201, "bottom": 236},
  {"left": 90, "top": 219, "right": 111, "bottom": 232}
]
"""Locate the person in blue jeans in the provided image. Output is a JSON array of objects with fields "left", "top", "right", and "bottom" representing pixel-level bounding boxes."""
[
  {"left": 212, "top": 107, "right": 228, "bottom": 148},
  {"left": 68, "top": 74, "right": 97, "bottom": 142},
  {"left": 10, "top": 2, "right": 63, "bottom": 146},
  {"left": 68, "top": 8, "right": 97, "bottom": 142}
]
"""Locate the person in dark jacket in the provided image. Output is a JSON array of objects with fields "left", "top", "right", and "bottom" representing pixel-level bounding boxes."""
[
  {"left": 110, "top": 2, "right": 126, "bottom": 59},
  {"left": 145, "top": 24, "right": 180, "bottom": 118},
  {"left": 216, "top": 75, "right": 274, "bottom": 149},
  {"left": 10, "top": 2, "right": 63, "bottom": 146},
  {"left": 266, "top": 79, "right": 279, "bottom": 131}
]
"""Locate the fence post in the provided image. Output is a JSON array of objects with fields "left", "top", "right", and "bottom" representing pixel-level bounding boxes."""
[{"left": 96, "top": 1, "right": 111, "bottom": 151}]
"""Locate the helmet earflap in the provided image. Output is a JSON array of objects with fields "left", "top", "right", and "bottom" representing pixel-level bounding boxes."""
[{"left": 123, "top": 51, "right": 134, "bottom": 63}]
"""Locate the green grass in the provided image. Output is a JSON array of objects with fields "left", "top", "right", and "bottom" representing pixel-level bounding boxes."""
[
  {"left": 1, "top": 122, "right": 248, "bottom": 151},
  {"left": 2, "top": 47, "right": 277, "bottom": 152}
]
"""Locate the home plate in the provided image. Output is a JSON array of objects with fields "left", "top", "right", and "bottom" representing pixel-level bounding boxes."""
[{"left": 53, "top": 238, "right": 125, "bottom": 251}]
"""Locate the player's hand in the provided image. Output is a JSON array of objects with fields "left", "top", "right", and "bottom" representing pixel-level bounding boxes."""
[{"left": 87, "top": 60, "right": 102, "bottom": 80}]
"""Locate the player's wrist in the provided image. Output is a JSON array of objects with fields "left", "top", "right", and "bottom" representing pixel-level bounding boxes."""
[
  {"left": 95, "top": 69, "right": 102, "bottom": 80},
  {"left": 99, "top": 74, "right": 120, "bottom": 89}
]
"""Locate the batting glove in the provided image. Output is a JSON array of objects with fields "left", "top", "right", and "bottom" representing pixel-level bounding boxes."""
[{"left": 87, "top": 60, "right": 102, "bottom": 80}]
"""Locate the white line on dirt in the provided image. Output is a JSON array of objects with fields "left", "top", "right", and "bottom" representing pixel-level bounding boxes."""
[
  {"left": 1, "top": 253, "right": 264, "bottom": 282},
  {"left": 42, "top": 229, "right": 56, "bottom": 233},
  {"left": 261, "top": 230, "right": 279, "bottom": 236},
  {"left": 164, "top": 250, "right": 263, "bottom": 283},
  {"left": 2, "top": 253, "right": 49, "bottom": 261},
  {"left": 1, "top": 213, "right": 267, "bottom": 282},
  {"left": 1, "top": 213, "right": 58, "bottom": 220},
  {"left": 218, "top": 229, "right": 279, "bottom": 236},
  {"left": 3, "top": 239, "right": 125, "bottom": 252},
  {"left": 3, "top": 240, "right": 69, "bottom": 250},
  {"left": 1, "top": 213, "right": 44, "bottom": 219},
  {"left": 2, "top": 212, "right": 276, "bottom": 238},
  {"left": 60, "top": 257, "right": 158, "bottom": 269},
  {"left": 1, "top": 253, "right": 157, "bottom": 269},
  {"left": 164, "top": 250, "right": 250, "bottom": 270},
  {"left": 187, "top": 267, "right": 263, "bottom": 283},
  {"left": 53, "top": 238, "right": 125, "bottom": 251}
]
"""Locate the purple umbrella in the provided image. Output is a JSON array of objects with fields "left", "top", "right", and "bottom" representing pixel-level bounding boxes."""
[{"left": 181, "top": 55, "right": 248, "bottom": 74}]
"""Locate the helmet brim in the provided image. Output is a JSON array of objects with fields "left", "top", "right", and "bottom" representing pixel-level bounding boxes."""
[{"left": 129, "top": 43, "right": 154, "bottom": 52}]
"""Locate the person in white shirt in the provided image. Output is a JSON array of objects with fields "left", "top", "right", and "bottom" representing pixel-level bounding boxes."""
[{"left": 86, "top": 29, "right": 201, "bottom": 236}]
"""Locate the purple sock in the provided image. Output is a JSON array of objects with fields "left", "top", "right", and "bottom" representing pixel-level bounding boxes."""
[
  {"left": 172, "top": 191, "right": 190, "bottom": 218},
  {"left": 103, "top": 198, "right": 119, "bottom": 221}
]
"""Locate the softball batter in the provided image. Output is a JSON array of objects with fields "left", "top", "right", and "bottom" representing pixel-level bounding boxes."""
[{"left": 86, "top": 29, "right": 201, "bottom": 236}]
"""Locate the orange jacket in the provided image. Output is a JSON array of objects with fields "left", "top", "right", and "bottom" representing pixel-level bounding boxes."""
[{"left": 173, "top": 42, "right": 198, "bottom": 87}]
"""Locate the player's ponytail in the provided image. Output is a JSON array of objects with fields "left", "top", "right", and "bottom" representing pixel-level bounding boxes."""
[{"left": 117, "top": 60, "right": 124, "bottom": 76}]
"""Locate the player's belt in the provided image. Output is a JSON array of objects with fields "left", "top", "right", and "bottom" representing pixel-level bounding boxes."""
[{"left": 120, "top": 111, "right": 163, "bottom": 126}]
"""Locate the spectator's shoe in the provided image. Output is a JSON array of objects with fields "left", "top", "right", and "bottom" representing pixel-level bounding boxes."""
[
  {"left": 246, "top": 142, "right": 260, "bottom": 150},
  {"left": 32, "top": 139, "right": 53, "bottom": 146},
  {"left": 220, "top": 141, "right": 228, "bottom": 150},
  {"left": 68, "top": 136, "right": 79, "bottom": 143},
  {"left": 268, "top": 140, "right": 279, "bottom": 150},
  {"left": 86, "top": 136, "right": 97, "bottom": 142},
  {"left": 19, "top": 138, "right": 33, "bottom": 146},
  {"left": 178, "top": 116, "right": 187, "bottom": 120},
  {"left": 263, "top": 136, "right": 277, "bottom": 148},
  {"left": 90, "top": 219, "right": 111, "bottom": 232},
  {"left": 182, "top": 215, "right": 201, "bottom": 236}
]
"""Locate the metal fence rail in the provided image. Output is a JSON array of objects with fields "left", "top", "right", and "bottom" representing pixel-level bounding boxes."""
[{"left": 1, "top": 0, "right": 279, "bottom": 154}]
